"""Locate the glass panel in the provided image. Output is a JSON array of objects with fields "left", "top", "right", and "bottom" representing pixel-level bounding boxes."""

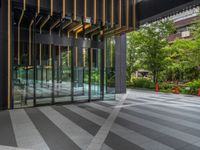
[
  {"left": 12, "top": 11, "right": 34, "bottom": 108},
  {"left": 13, "top": 66, "right": 34, "bottom": 108},
  {"left": 73, "top": 48, "right": 89, "bottom": 101},
  {"left": 54, "top": 46, "right": 72, "bottom": 102},
  {"left": 91, "top": 48, "right": 101, "bottom": 100},
  {"left": 105, "top": 37, "right": 116, "bottom": 100},
  {"left": 35, "top": 44, "right": 53, "bottom": 105}
]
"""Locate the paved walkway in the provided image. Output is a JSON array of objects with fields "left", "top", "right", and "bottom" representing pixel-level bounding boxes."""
[{"left": 1, "top": 89, "right": 200, "bottom": 150}]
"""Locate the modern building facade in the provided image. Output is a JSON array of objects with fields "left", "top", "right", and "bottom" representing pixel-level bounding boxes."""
[
  {"left": 168, "top": 6, "right": 199, "bottom": 42},
  {"left": 0, "top": 0, "right": 199, "bottom": 110}
]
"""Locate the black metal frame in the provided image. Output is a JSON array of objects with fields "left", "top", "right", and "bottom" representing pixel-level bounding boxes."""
[{"left": 31, "top": 33, "right": 105, "bottom": 107}]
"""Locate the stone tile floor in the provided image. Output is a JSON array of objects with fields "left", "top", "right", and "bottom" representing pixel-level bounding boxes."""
[{"left": 1, "top": 89, "right": 200, "bottom": 150}]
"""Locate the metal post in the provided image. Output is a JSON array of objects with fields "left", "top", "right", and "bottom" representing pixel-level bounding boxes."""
[
  {"left": 71, "top": 46, "right": 74, "bottom": 102},
  {"left": 33, "top": 17, "right": 36, "bottom": 106},
  {"left": 100, "top": 29, "right": 105, "bottom": 100},
  {"left": 52, "top": 45, "right": 55, "bottom": 104},
  {"left": 88, "top": 48, "right": 91, "bottom": 102}
]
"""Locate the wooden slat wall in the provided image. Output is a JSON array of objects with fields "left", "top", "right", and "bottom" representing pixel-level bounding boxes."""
[{"left": 14, "top": 0, "right": 138, "bottom": 32}]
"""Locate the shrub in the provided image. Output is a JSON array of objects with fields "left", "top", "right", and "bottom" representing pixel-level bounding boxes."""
[
  {"left": 185, "top": 79, "right": 200, "bottom": 88},
  {"left": 183, "top": 79, "right": 200, "bottom": 95},
  {"left": 127, "top": 78, "right": 200, "bottom": 95},
  {"left": 158, "top": 83, "right": 177, "bottom": 90},
  {"left": 131, "top": 78, "right": 155, "bottom": 89}
]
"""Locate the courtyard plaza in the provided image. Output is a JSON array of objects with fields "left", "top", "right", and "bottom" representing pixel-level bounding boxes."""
[{"left": 1, "top": 89, "right": 200, "bottom": 150}]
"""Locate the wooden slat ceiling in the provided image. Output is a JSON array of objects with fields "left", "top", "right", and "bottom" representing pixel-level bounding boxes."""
[{"left": 12, "top": 0, "right": 199, "bottom": 37}]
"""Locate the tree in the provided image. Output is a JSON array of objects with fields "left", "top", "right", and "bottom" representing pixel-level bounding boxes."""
[
  {"left": 163, "top": 39, "right": 195, "bottom": 81},
  {"left": 127, "top": 20, "right": 174, "bottom": 83},
  {"left": 126, "top": 32, "right": 142, "bottom": 82},
  {"left": 191, "top": 15, "right": 200, "bottom": 68},
  {"left": 164, "top": 14, "right": 200, "bottom": 81}
]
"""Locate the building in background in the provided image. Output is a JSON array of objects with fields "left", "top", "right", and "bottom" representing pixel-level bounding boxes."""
[{"left": 168, "top": 6, "right": 199, "bottom": 41}]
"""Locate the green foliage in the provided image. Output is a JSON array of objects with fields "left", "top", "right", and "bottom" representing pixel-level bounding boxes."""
[
  {"left": 126, "top": 32, "right": 142, "bottom": 82},
  {"left": 158, "top": 83, "right": 176, "bottom": 90},
  {"left": 162, "top": 14, "right": 200, "bottom": 82},
  {"left": 130, "top": 78, "right": 155, "bottom": 89},
  {"left": 169, "top": 13, "right": 200, "bottom": 81},
  {"left": 126, "top": 15, "right": 200, "bottom": 95},
  {"left": 191, "top": 16, "right": 200, "bottom": 67},
  {"left": 162, "top": 38, "right": 197, "bottom": 81},
  {"left": 185, "top": 79, "right": 200, "bottom": 89},
  {"left": 127, "top": 20, "right": 175, "bottom": 83}
]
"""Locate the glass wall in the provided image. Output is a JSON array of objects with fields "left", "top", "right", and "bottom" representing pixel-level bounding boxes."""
[
  {"left": 12, "top": 9, "right": 34, "bottom": 108},
  {"left": 12, "top": 6, "right": 116, "bottom": 109},
  {"left": 35, "top": 44, "right": 53, "bottom": 105},
  {"left": 91, "top": 48, "right": 102, "bottom": 100},
  {"left": 104, "top": 37, "right": 116, "bottom": 100},
  {"left": 54, "top": 46, "right": 72, "bottom": 103},
  {"left": 73, "top": 47, "right": 89, "bottom": 101}
]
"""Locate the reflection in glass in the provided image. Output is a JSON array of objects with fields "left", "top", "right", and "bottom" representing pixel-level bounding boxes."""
[
  {"left": 105, "top": 37, "right": 116, "bottom": 100},
  {"left": 73, "top": 48, "right": 89, "bottom": 101},
  {"left": 91, "top": 49, "right": 101, "bottom": 100},
  {"left": 54, "top": 46, "right": 72, "bottom": 102},
  {"left": 12, "top": 4, "right": 116, "bottom": 108},
  {"left": 35, "top": 44, "right": 53, "bottom": 105}
]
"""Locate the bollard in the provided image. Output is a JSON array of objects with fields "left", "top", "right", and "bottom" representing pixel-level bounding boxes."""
[
  {"left": 155, "top": 83, "right": 159, "bottom": 92},
  {"left": 198, "top": 88, "right": 200, "bottom": 96}
]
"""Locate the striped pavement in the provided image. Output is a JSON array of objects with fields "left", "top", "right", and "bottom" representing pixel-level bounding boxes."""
[{"left": 0, "top": 89, "right": 200, "bottom": 150}]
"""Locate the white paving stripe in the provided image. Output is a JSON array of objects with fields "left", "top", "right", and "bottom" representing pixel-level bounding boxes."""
[
  {"left": 65, "top": 105, "right": 105, "bottom": 125},
  {"left": 86, "top": 103, "right": 112, "bottom": 113},
  {"left": 123, "top": 108, "right": 200, "bottom": 144},
  {"left": 111, "top": 124, "right": 175, "bottom": 150},
  {"left": 136, "top": 97, "right": 190, "bottom": 106},
  {"left": 92, "top": 102, "right": 200, "bottom": 147},
  {"left": 88, "top": 102, "right": 200, "bottom": 135},
  {"left": 63, "top": 105, "right": 113, "bottom": 150},
  {"left": 86, "top": 94, "right": 127, "bottom": 150},
  {"left": 135, "top": 102, "right": 200, "bottom": 120},
  {"left": 148, "top": 96, "right": 200, "bottom": 107},
  {"left": 127, "top": 97, "right": 200, "bottom": 113},
  {"left": 127, "top": 91, "right": 200, "bottom": 106},
  {"left": 39, "top": 106, "right": 93, "bottom": 150},
  {"left": 124, "top": 105, "right": 200, "bottom": 131},
  {"left": 66, "top": 103, "right": 175, "bottom": 150},
  {"left": 100, "top": 144, "right": 113, "bottom": 150},
  {"left": 9, "top": 109, "right": 50, "bottom": 150},
  {"left": 124, "top": 99, "right": 200, "bottom": 112},
  {"left": 0, "top": 145, "right": 32, "bottom": 150},
  {"left": 128, "top": 91, "right": 200, "bottom": 104},
  {"left": 156, "top": 95, "right": 200, "bottom": 104}
]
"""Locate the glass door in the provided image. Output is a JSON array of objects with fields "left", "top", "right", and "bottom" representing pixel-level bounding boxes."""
[
  {"left": 105, "top": 38, "right": 116, "bottom": 100},
  {"left": 13, "top": 66, "right": 34, "bottom": 108},
  {"left": 73, "top": 48, "right": 89, "bottom": 102},
  {"left": 13, "top": 33, "right": 34, "bottom": 108},
  {"left": 91, "top": 48, "right": 102, "bottom": 100},
  {"left": 54, "top": 46, "right": 72, "bottom": 103},
  {"left": 35, "top": 44, "right": 53, "bottom": 105}
]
